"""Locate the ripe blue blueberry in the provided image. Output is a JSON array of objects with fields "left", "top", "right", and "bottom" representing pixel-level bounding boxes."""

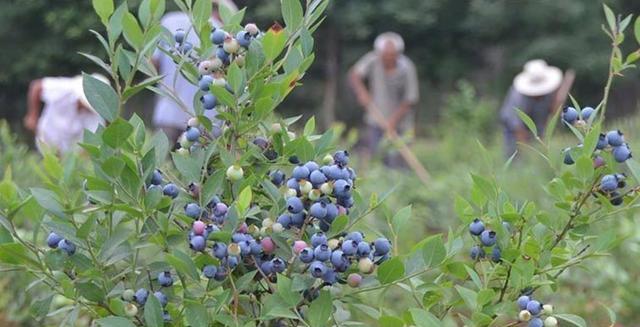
[
  {"left": 356, "top": 242, "right": 371, "bottom": 257},
  {"left": 322, "top": 269, "right": 337, "bottom": 284},
  {"left": 581, "top": 106, "right": 595, "bottom": 121},
  {"left": 186, "top": 127, "right": 200, "bottom": 142},
  {"left": 190, "top": 235, "right": 206, "bottom": 251},
  {"left": 270, "top": 170, "right": 286, "bottom": 186},
  {"left": 203, "top": 265, "right": 217, "bottom": 279},
  {"left": 337, "top": 195, "right": 354, "bottom": 208},
  {"left": 561, "top": 107, "right": 578, "bottom": 124},
  {"left": 615, "top": 173, "right": 626, "bottom": 188},
  {"left": 341, "top": 240, "right": 358, "bottom": 256},
  {"left": 184, "top": 203, "right": 201, "bottom": 219},
  {"left": 480, "top": 230, "right": 497, "bottom": 246},
  {"left": 292, "top": 165, "right": 310, "bottom": 181},
  {"left": 216, "top": 47, "right": 230, "bottom": 64},
  {"left": 174, "top": 28, "right": 185, "bottom": 44},
  {"left": 470, "top": 245, "right": 485, "bottom": 260},
  {"left": 304, "top": 161, "right": 320, "bottom": 173},
  {"left": 277, "top": 214, "right": 292, "bottom": 229},
  {"left": 346, "top": 231, "right": 364, "bottom": 243},
  {"left": 333, "top": 150, "right": 349, "bottom": 167},
  {"left": 163, "top": 311, "right": 171, "bottom": 322},
  {"left": 468, "top": 218, "right": 485, "bottom": 236},
  {"left": 311, "top": 232, "right": 328, "bottom": 248},
  {"left": 562, "top": 147, "right": 574, "bottom": 165},
  {"left": 325, "top": 203, "right": 338, "bottom": 221},
  {"left": 286, "top": 178, "right": 300, "bottom": 192},
  {"left": 286, "top": 197, "right": 304, "bottom": 214},
  {"left": 248, "top": 239, "right": 262, "bottom": 255},
  {"left": 47, "top": 232, "right": 62, "bottom": 248},
  {"left": 613, "top": 144, "right": 632, "bottom": 162},
  {"left": 324, "top": 165, "right": 342, "bottom": 180},
  {"left": 491, "top": 247, "right": 501, "bottom": 263},
  {"left": 309, "top": 261, "right": 327, "bottom": 278},
  {"left": 150, "top": 169, "right": 162, "bottom": 185},
  {"left": 134, "top": 288, "right": 149, "bottom": 305},
  {"left": 201, "top": 94, "right": 217, "bottom": 110},
  {"left": 239, "top": 241, "right": 251, "bottom": 256},
  {"left": 596, "top": 133, "right": 608, "bottom": 150},
  {"left": 600, "top": 174, "right": 618, "bottom": 192},
  {"left": 179, "top": 41, "right": 193, "bottom": 53},
  {"left": 223, "top": 255, "right": 239, "bottom": 269},
  {"left": 58, "top": 239, "right": 76, "bottom": 255},
  {"left": 330, "top": 250, "right": 346, "bottom": 266},
  {"left": 314, "top": 244, "right": 332, "bottom": 262},
  {"left": 199, "top": 75, "right": 213, "bottom": 91},
  {"left": 210, "top": 28, "right": 227, "bottom": 45},
  {"left": 162, "top": 183, "right": 179, "bottom": 198},
  {"left": 235, "top": 30, "right": 251, "bottom": 48},
  {"left": 528, "top": 318, "right": 543, "bottom": 327},
  {"left": 309, "top": 202, "right": 327, "bottom": 218},
  {"left": 606, "top": 130, "right": 624, "bottom": 147},
  {"left": 333, "top": 179, "right": 352, "bottom": 197},
  {"left": 212, "top": 242, "right": 227, "bottom": 259},
  {"left": 517, "top": 295, "right": 531, "bottom": 310},
  {"left": 299, "top": 248, "right": 315, "bottom": 263},
  {"left": 610, "top": 191, "right": 623, "bottom": 206},
  {"left": 154, "top": 291, "right": 168, "bottom": 307},
  {"left": 214, "top": 266, "right": 228, "bottom": 281},
  {"left": 526, "top": 300, "right": 542, "bottom": 315},
  {"left": 271, "top": 257, "right": 286, "bottom": 273},
  {"left": 309, "top": 170, "right": 327, "bottom": 186},
  {"left": 158, "top": 271, "right": 173, "bottom": 287},
  {"left": 260, "top": 260, "right": 274, "bottom": 275},
  {"left": 373, "top": 238, "right": 391, "bottom": 256}
]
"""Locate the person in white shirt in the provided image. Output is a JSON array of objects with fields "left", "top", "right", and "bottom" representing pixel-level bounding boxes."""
[
  {"left": 23, "top": 74, "right": 109, "bottom": 154},
  {"left": 152, "top": 0, "right": 237, "bottom": 144}
]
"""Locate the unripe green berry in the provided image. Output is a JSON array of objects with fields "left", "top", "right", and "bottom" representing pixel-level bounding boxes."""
[
  {"left": 228, "top": 243, "right": 241, "bottom": 256},
  {"left": 272, "top": 223, "right": 284, "bottom": 233},
  {"left": 519, "top": 310, "right": 531, "bottom": 322},
  {"left": 542, "top": 304, "right": 553, "bottom": 315},
  {"left": 322, "top": 154, "right": 334, "bottom": 165},
  {"left": 226, "top": 165, "right": 244, "bottom": 181},
  {"left": 125, "top": 303, "right": 138, "bottom": 317},
  {"left": 299, "top": 180, "right": 312, "bottom": 194},
  {"left": 286, "top": 188, "right": 298, "bottom": 198},
  {"left": 327, "top": 239, "right": 340, "bottom": 250},
  {"left": 308, "top": 189, "right": 322, "bottom": 201},
  {"left": 320, "top": 182, "right": 333, "bottom": 195},
  {"left": 358, "top": 257, "right": 374, "bottom": 274},
  {"left": 262, "top": 218, "right": 274, "bottom": 229},
  {"left": 544, "top": 317, "right": 558, "bottom": 327},
  {"left": 122, "top": 289, "right": 135, "bottom": 301}
]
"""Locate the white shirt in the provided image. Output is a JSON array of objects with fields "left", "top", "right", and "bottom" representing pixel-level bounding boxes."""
[
  {"left": 36, "top": 77, "right": 104, "bottom": 153},
  {"left": 153, "top": 12, "right": 221, "bottom": 129}
]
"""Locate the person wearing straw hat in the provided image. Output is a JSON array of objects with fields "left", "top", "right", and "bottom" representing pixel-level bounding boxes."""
[
  {"left": 23, "top": 73, "right": 109, "bottom": 154},
  {"left": 152, "top": 0, "right": 237, "bottom": 144},
  {"left": 349, "top": 32, "right": 419, "bottom": 168},
  {"left": 500, "top": 59, "right": 563, "bottom": 157}
]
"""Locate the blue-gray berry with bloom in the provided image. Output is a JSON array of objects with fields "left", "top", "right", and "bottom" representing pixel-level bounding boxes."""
[
  {"left": 314, "top": 244, "right": 332, "bottom": 261},
  {"left": 203, "top": 265, "right": 217, "bottom": 279},
  {"left": 580, "top": 106, "right": 595, "bottom": 121},
  {"left": 526, "top": 300, "right": 542, "bottom": 315},
  {"left": 163, "top": 183, "right": 179, "bottom": 198},
  {"left": 158, "top": 271, "right": 173, "bottom": 287},
  {"left": 613, "top": 144, "right": 632, "bottom": 162},
  {"left": 470, "top": 245, "right": 485, "bottom": 260},
  {"left": 311, "top": 232, "right": 327, "bottom": 248},
  {"left": 517, "top": 295, "right": 530, "bottom": 310},
  {"left": 134, "top": 288, "right": 149, "bottom": 305},
  {"left": 47, "top": 232, "right": 62, "bottom": 248},
  {"left": 185, "top": 203, "right": 201, "bottom": 218},
  {"left": 561, "top": 107, "right": 578, "bottom": 124},
  {"left": 373, "top": 238, "right": 391, "bottom": 255},
  {"left": 480, "top": 230, "right": 497, "bottom": 246},
  {"left": 469, "top": 218, "right": 485, "bottom": 236},
  {"left": 58, "top": 239, "right": 76, "bottom": 255},
  {"left": 309, "top": 261, "right": 327, "bottom": 278},
  {"left": 606, "top": 130, "right": 624, "bottom": 147},
  {"left": 286, "top": 197, "right": 304, "bottom": 214}
]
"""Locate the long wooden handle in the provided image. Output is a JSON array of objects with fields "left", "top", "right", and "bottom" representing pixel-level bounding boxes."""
[{"left": 366, "top": 103, "right": 431, "bottom": 185}]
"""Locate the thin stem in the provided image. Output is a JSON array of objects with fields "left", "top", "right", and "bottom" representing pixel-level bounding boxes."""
[{"left": 345, "top": 267, "right": 432, "bottom": 296}]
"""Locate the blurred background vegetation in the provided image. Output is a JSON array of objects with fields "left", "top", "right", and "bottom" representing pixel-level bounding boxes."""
[
  {"left": 2, "top": 0, "right": 640, "bottom": 139},
  {"left": 1, "top": 0, "right": 640, "bottom": 325}
]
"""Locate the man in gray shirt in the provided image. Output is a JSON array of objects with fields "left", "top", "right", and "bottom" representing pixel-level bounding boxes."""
[
  {"left": 349, "top": 32, "right": 419, "bottom": 167},
  {"left": 500, "top": 59, "right": 564, "bottom": 157}
]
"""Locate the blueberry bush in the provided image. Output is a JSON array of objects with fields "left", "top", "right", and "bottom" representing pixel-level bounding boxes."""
[{"left": 2, "top": 1, "right": 640, "bottom": 326}]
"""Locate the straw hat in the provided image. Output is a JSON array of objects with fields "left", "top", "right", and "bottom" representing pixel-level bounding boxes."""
[
  {"left": 72, "top": 73, "right": 110, "bottom": 114},
  {"left": 213, "top": 0, "right": 238, "bottom": 13},
  {"left": 513, "top": 59, "right": 563, "bottom": 97}
]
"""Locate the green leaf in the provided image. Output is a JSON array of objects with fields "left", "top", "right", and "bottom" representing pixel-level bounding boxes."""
[
  {"left": 93, "top": 0, "right": 114, "bottom": 25},
  {"left": 122, "top": 12, "right": 144, "bottom": 49},
  {"left": 30, "top": 188, "right": 64, "bottom": 218},
  {"left": 307, "top": 290, "right": 332, "bottom": 327},
  {"left": 422, "top": 234, "right": 446, "bottom": 268},
  {"left": 303, "top": 116, "right": 316, "bottom": 136},
  {"left": 455, "top": 285, "right": 478, "bottom": 310},
  {"left": 603, "top": 4, "right": 616, "bottom": 35},
  {"left": 377, "top": 256, "right": 404, "bottom": 284},
  {"left": 392, "top": 205, "right": 411, "bottom": 236},
  {"left": 193, "top": 0, "right": 213, "bottom": 31},
  {"left": 185, "top": 301, "right": 209, "bottom": 327},
  {"left": 635, "top": 16, "right": 640, "bottom": 45},
  {"left": 409, "top": 308, "right": 442, "bottom": 327},
  {"left": 144, "top": 293, "right": 164, "bottom": 327},
  {"left": 625, "top": 159, "right": 640, "bottom": 184},
  {"left": 556, "top": 314, "right": 587, "bottom": 327},
  {"left": 379, "top": 315, "right": 405, "bottom": 327},
  {"left": 262, "top": 27, "right": 287, "bottom": 61},
  {"left": 282, "top": 0, "right": 304, "bottom": 31},
  {"left": 285, "top": 138, "right": 314, "bottom": 162},
  {"left": 76, "top": 281, "right": 106, "bottom": 302},
  {"left": 575, "top": 156, "right": 593, "bottom": 181},
  {"left": 102, "top": 118, "right": 133, "bottom": 148},
  {"left": 514, "top": 108, "right": 537, "bottom": 137},
  {"left": 96, "top": 316, "right": 136, "bottom": 327},
  {"left": 276, "top": 274, "right": 301, "bottom": 307},
  {"left": 83, "top": 73, "right": 118, "bottom": 122},
  {"left": 227, "top": 63, "right": 245, "bottom": 95},
  {"left": 166, "top": 250, "right": 200, "bottom": 280},
  {"left": 328, "top": 215, "right": 348, "bottom": 236},
  {"left": 0, "top": 243, "right": 39, "bottom": 267},
  {"left": 237, "top": 186, "right": 252, "bottom": 215},
  {"left": 211, "top": 85, "right": 236, "bottom": 108}
]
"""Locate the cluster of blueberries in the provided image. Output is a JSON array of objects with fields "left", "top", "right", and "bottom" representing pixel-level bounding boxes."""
[
  {"left": 468, "top": 218, "right": 505, "bottom": 262},
  {"left": 46, "top": 232, "right": 76, "bottom": 255},
  {"left": 517, "top": 295, "right": 557, "bottom": 327},
  {"left": 120, "top": 273, "right": 173, "bottom": 321},
  {"left": 274, "top": 150, "right": 355, "bottom": 232},
  {"left": 599, "top": 173, "right": 627, "bottom": 206},
  {"left": 561, "top": 106, "right": 595, "bottom": 126}
]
